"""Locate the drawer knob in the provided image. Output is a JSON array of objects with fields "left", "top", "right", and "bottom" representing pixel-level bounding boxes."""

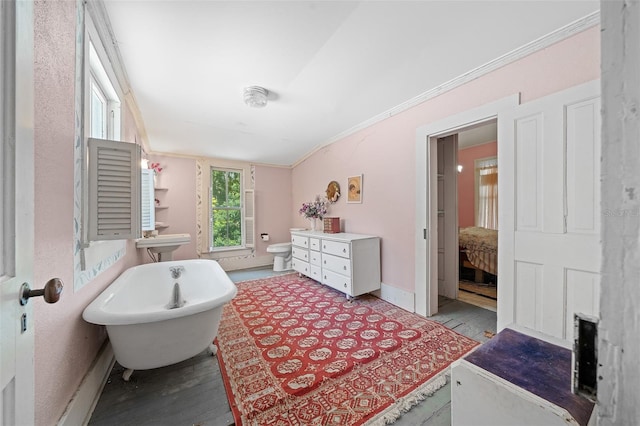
[
  {"left": 344, "top": 266, "right": 347, "bottom": 270},
  {"left": 323, "top": 245, "right": 326, "bottom": 249},
  {"left": 323, "top": 260, "right": 326, "bottom": 264},
  {"left": 324, "top": 275, "right": 327, "bottom": 279},
  {"left": 343, "top": 248, "right": 346, "bottom": 253},
  {"left": 344, "top": 283, "right": 347, "bottom": 288}
]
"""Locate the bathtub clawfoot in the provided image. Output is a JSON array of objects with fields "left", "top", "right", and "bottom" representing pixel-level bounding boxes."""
[
  {"left": 209, "top": 343, "right": 217, "bottom": 356},
  {"left": 122, "top": 368, "right": 134, "bottom": 382},
  {"left": 82, "top": 259, "right": 237, "bottom": 373}
]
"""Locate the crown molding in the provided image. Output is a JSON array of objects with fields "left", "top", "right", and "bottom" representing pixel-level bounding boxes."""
[{"left": 292, "top": 10, "right": 600, "bottom": 168}]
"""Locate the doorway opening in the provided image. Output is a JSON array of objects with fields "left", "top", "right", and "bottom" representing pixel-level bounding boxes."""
[
  {"left": 432, "top": 121, "right": 498, "bottom": 314},
  {"left": 454, "top": 122, "right": 498, "bottom": 312},
  {"left": 414, "top": 94, "right": 517, "bottom": 321}
]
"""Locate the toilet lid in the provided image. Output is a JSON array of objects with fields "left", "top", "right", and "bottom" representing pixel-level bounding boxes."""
[
  {"left": 268, "top": 242, "right": 291, "bottom": 249},
  {"left": 269, "top": 243, "right": 291, "bottom": 248}
]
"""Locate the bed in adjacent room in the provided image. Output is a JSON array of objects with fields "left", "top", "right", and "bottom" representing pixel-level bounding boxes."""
[{"left": 459, "top": 226, "right": 498, "bottom": 278}]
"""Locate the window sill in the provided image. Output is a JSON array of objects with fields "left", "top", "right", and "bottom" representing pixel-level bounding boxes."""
[{"left": 202, "top": 247, "right": 253, "bottom": 260}]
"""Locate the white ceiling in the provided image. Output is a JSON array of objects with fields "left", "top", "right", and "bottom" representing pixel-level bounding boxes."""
[{"left": 104, "top": 1, "right": 598, "bottom": 166}]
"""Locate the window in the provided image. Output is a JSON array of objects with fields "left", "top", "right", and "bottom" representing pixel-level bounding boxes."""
[
  {"left": 475, "top": 157, "right": 498, "bottom": 230},
  {"left": 89, "top": 77, "right": 106, "bottom": 138},
  {"left": 73, "top": 8, "right": 129, "bottom": 290},
  {"left": 196, "top": 159, "right": 254, "bottom": 259},
  {"left": 210, "top": 168, "right": 243, "bottom": 250},
  {"left": 87, "top": 41, "right": 120, "bottom": 140}
]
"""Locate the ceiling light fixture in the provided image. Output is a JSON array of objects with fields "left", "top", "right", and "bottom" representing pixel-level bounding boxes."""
[{"left": 243, "top": 86, "right": 269, "bottom": 108}]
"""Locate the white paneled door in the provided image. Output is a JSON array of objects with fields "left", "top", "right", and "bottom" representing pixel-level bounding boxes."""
[
  {"left": 0, "top": 1, "right": 36, "bottom": 424},
  {"left": 497, "top": 80, "right": 601, "bottom": 341}
]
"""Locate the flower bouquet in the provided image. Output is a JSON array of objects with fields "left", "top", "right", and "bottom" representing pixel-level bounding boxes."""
[
  {"left": 149, "top": 162, "right": 163, "bottom": 186},
  {"left": 299, "top": 195, "right": 329, "bottom": 230},
  {"left": 149, "top": 162, "right": 163, "bottom": 175}
]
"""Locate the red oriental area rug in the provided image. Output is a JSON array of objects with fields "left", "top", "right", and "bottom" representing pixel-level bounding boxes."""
[{"left": 215, "top": 274, "right": 478, "bottom": 425}]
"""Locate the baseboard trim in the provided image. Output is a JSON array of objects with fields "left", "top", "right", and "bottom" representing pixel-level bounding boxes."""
[
  {"left": 218, "top": 254, "right": 274, "bottom": 271},
  {"left": 374, "top": 282, "right": 415, "bottom": 313},
  {"left": 57, "top": 340, "right": 115, "bottom": 426}
]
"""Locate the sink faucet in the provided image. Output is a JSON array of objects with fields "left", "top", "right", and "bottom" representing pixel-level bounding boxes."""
[{"left": 169, "top": 266, "right": 185, "bottom": 279}]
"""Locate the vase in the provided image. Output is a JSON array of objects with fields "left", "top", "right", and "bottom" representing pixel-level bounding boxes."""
[{"left": 309, "top": 218, "right": 317, "bottom": 232}]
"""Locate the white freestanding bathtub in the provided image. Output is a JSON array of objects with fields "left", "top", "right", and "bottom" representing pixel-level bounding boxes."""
[{"left": 83, "top": 259, "right": 237, "bottom": 379}]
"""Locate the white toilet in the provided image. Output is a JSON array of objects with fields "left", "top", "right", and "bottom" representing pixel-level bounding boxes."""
[{"left": 266, "top": 242, "right": 292, "bottom": 271}]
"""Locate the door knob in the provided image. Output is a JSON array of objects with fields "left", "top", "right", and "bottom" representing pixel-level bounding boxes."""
[{"left": 20, "top": 278, "right": 63, "bottom": 305}]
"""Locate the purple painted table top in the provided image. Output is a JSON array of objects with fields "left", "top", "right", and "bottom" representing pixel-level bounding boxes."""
[{"left": 464, "top": 328, "right": 594, "bottom": 425}]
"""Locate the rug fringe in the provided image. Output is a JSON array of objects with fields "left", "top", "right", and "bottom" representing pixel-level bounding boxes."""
[{"left": 365, "top": 371, "right": 449, "bottom": 426}]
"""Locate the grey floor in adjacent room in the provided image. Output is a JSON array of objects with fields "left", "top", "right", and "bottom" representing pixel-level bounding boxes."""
[{"left": 88, "top": 268, "right": 496, "bottom": 426}]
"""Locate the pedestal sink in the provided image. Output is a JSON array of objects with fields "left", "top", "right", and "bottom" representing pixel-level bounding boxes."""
[{"left": 135, "top": 233, "right": 191, "bottom": 262}]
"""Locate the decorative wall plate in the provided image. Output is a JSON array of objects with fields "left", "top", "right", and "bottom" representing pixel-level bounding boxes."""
[{"left": 326, "top": 180, "right": 341, "bottom": 203}]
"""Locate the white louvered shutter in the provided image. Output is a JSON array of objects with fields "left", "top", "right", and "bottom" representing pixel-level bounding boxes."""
[
  {"left": 141, "top": 168, "right": 155, "bottom": 231},
  {"left": 244, "top": 189, "right": 255, "bottom": 248},
  {"left": 88, "top": 138, "right": 141, "bottom": 240}
]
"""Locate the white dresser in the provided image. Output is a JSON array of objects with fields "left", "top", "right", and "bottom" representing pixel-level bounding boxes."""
[{"left": 290, "top": 230, "right": 380, "bottom": 297}]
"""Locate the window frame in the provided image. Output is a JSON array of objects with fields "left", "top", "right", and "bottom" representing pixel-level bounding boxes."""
[
  {"left": 209, "top": 166, "right": 244, "bottom": 252},
  {"left": 474, "top": 156, "right": 498, "bottom": 229},
  {"left": 89, "top": 75, "right": 106, "bottom": 138},
  {"left": 74, "top": 7, "right": 127, "bottom": 290},
  {"left": 86, "top": 39, "right": 121, "bottom": 142},
  {"left": 82, "top": 14, "right": 124, "bottom": 245},
  {"left": 196, "top": 158, "right": 254, "bottom": 260}
]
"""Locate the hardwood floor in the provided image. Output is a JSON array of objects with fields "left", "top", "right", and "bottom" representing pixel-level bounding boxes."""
[
  {"left": 458, "top": 281, "right": 497, "bottom": 299},
  {"left": 88, "top": 268, "right": 496, "bottom": 426}
]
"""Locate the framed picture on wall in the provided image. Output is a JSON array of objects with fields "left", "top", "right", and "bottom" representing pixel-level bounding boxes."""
[{"left": 347, "top": 175, "right": 362, "bottom": 203}]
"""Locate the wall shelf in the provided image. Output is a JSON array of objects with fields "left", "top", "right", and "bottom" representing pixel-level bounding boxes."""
[{"left": 154, "top": 185, "right": 169, "bottom": 232}]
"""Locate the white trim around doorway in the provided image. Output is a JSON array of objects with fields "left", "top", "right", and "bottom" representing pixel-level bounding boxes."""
[{"left": 414, "top": 94, "right": 520, "bottom": 318}]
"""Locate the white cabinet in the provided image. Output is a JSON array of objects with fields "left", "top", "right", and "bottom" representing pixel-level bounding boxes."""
[{"left": 290, "top": 230, "right": 380, "bottom": 298}]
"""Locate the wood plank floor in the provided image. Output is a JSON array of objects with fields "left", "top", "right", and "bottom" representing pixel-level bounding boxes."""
[
  {"left": 88, "top": 268, "right": 496, "bottom": 426},
  {"left": 458, "top": 281, "right": 497, "bottom": 299}
]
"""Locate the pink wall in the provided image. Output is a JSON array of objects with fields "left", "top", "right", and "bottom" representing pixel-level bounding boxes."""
[
  {"left": 144, "top": 154, "right": 198, "bottom": 262},
  {"left": 292, "top": 26, "right": 600, "bottom": 292},
  {"left": 457, "top": 142, "right": 497, "bottom": 228},
  {"left": 254, "top": 166, "right": 293, "bottom": 255},
  {"left": 142, "top": 158, "right": 292, "bottom": 261},
  {"left": 33, "top": 2, "right": 144, "bottom": 424}
]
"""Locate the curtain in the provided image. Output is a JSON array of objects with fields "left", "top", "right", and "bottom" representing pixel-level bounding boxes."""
[{"left": 477, "top": 165, "right": 498, "bottom": 230}]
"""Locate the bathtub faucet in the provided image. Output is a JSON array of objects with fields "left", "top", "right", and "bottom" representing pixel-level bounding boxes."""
[
  {"left": 167, "top": 282, "right": 185, "bottom": 310},
  {"left": 169, "top": 266, "right": 185, "bottom": 279}
]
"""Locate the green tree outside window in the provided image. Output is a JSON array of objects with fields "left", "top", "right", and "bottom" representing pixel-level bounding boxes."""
[{"left": 211, "top": 168, "right": 242, "bottom": 248}]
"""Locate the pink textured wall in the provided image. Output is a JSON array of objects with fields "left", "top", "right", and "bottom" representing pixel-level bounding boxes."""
[
  {"left": 254, "top": 166, "right": 293, "bottom": 256},
  {"left": 33, "top": 2, "right": 144, "bottom": 424},
  {"left": 457, "top": 142, "right": 497, "bottom": 228},
  {"left": 144, "top": 154, "right": 198, "bottom": 262},
  {"left": 292, "top": 26, "right": 600, "bottom": 292}
]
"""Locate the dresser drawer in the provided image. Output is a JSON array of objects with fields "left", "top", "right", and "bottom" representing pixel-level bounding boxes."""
[
  {"left": 309, "top": 265, "right": 321, "bottom": 281},
  {"left": 321, "top": 239, "right": 350, "bottom": 258},
  {"left": 291, "top": 234, "right": 309, "bottom": 248},
  {"left": 310, "top": 238, "right": 320, "bottom": 251},
  {"left": 309, "top": 250, "right": 321, "bottom": 266},
  {"left": 322, "top": 269, "right": 352, "bottom": 295},
  {"left": 292, "top": 259, "right": 310, "bottom": 276},
  {"left": 322, "top": 253, "right": 351, "bottom": 276},
  {"left": 292, "top": 246, "right": 309, "bottom": 261}
]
